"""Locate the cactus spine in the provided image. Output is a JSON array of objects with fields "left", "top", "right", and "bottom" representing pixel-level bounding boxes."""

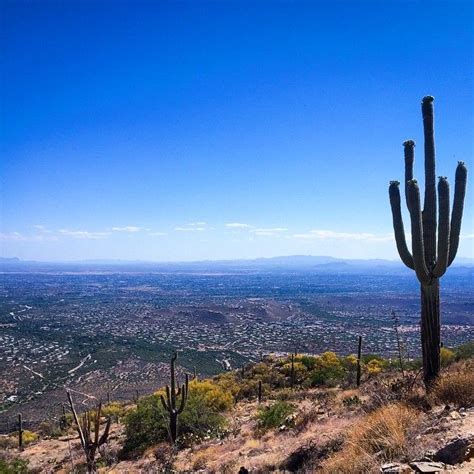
[
  {"left": 160, "top": 351, "right": 189, "bottom": 443},
  {"left": 66, "top": 391, "right": 111, "bottom": 473},
  {"left": 389, "top": 96, "right": 467, "bottom": 387}
]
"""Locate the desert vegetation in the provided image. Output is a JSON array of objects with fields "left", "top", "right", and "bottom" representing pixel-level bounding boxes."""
[{"left": 2, "top": 342, "right": 473, "bottom": 473}]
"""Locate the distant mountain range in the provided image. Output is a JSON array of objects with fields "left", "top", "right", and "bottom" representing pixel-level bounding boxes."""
[{"left": 1, "top": 255, "right": 473, "bottom": 274}]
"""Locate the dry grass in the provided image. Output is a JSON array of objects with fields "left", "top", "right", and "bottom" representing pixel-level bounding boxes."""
[
  {"left": 432, "top": 361, "right": 474, "bottom": 408},
  {"left": 320, "top": 403, "right": 421, "bottom": 472}
]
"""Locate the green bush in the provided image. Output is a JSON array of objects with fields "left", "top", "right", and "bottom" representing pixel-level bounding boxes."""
[
  {"left": 440, "top": 347, "right": 456, "bottom": 367},
  {"left": 39, "top": 420, "right": 63, "bottom": 438},
  {"left": 455, "top": 342, "right": 474, "bottom": 361},
  {"left": 0, "top": 457, "right": 29, "bottom": 474},
  {"left": 102, "top": 402, "right": 127, "bottom": 421},
  {"left": 307, "top": 352, "right": 346, "bottom": 387},
  {"left": 122, "top": 395, "right": 168, "bottom": 457},
  {"left": 122, "top": 379, "right": 230, "bottom": 456},
  {"left": 300, "top": 355, "right": 317, "bottom": 371},
  {"left": 257, "top": 401, "right": 295, "bottom": 430}
]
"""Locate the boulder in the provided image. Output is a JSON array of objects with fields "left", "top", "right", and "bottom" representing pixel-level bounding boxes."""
[
  {"left": 380, "top": 462, "right": 412, "bottom": 473},
  {"left": 433, "top": 435, "right": 474, "bottom": 465},
  {"left": 408, "top": 461, "right": 444, "bottom": 473}
]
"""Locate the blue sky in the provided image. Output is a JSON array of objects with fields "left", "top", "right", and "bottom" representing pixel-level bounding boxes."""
[{"left": 1, "top": 1, "right": 472, "bottom": 261}]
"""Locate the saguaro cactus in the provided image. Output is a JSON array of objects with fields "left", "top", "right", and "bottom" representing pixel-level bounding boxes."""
[
  {"left": 18, "top": 413, "right": 23, "bottom": 451},
  {"left": 160, "top": 351, "right": 189, "bottom": 443},
  {"left": 356, "top": 336, "right": 362, "bottom": 387},
  {"left": 66, "top": 391, "right": 111, "bottom": 473},
  {"left": 389, "top": 96, "right": 467, "bottom": 387}
]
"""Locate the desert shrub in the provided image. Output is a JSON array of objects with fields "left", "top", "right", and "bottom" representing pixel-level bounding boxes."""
[
  {"left": 214, "top": 372, "right": 240, "bottom": 400},
  {"left": 281, "top": 361, "right": 308, "bottom": 384},
  {"left": 307, "top": 352, "right": 346, "bottom": 387},
  {"left": 122, "top": 379, "right": 230, "bottom": 456},
  {"left": 342, "top": 354, "right": 358, "bottom": 369},
  {"left": 321, "top": 403, "right": 421, "bottom": 472},
  {"left": 21, "top": 430, "right": 39, "bottom": 445},
  {"left": 178, "top": 380, "right": 230, "bottom": 444},
  {"left": 38, "top": 420, "right": 62, "bottom": 438},
  {"left": 300, "top": 355, "right": 317, "bottom": 371},
  {"left": 321, "top": 449, "right": 377, "bottom": 473},
  {"left": 121, "top": 395, "right": 168, "bottom": 457},
  {"left": 440, "top": 347, "right": 456, "bottom": 367},
  {"left": 455, "top": 341, "right": 474, "bottom": 361},
  {"left": 0, "top": 435, "right": 17, "bottom": 450},
  {"left": 366, "top": 358, "right": 384, "bottom": 376},
  {"left": 0, "top": 457, "right": 29, "bottom": 474},
  {"left": 362, "top": 354, "right": 387, "bottom": 365},
  {"left": 342, "top": 395, "right": 361, "bottom": 408},
  {"left": 257, "top": 401, "right": 295, "bottom": 430},
  {"left": 432, "top": 364, "right": 474, "bottom": 407},
  {"left": 102, "top": 402, "right": 127, "bottom": 421},
  {"left": 283, "top": 436, "right": 344, "bottom": 471},
  {"left": 352, "top": 403, "right": 420, "bottom": 458}
]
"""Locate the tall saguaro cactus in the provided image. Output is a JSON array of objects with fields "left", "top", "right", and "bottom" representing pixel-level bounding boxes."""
[
  {"left": 160, "top": 351, "right": 189, "bottom": 443},
  {"left": 389, "top": 96, "right": 467, "bottom": 387}
]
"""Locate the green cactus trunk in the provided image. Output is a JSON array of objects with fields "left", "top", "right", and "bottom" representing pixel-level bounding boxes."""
[{"left": 420, "top": 280, "right": 440, "bottom": 387}]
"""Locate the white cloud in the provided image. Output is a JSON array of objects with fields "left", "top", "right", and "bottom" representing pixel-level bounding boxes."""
[
  {"left": 0, "top": 231, "right": 58, "bottom": 242},
  {"left": 253, "top": 227, "right": 288, "bottom": 236},
  {"left": 292, "top": 229, "right": 394, "bottom": 242},
  {"left": 59, "top": 229, "right": 111, "bottom": 239},
  {"left": 32, "top": 225, "right": 55, "bottom": 234},
  {"left": 175, "top": 222, "right": 208, "bottom": 232},
  {"left": 148, "top": 231, "right": 167, "bottom": 236},
  {"left": 225, "top": 222, "right": 253, "bottom": 229},
  {"left": 0, "top": 232, "right": 27, "bottom": 241},
  {"left": 111, "top": 226, "right": 142, "bottom": 233},
  {"left": 461, "top": 234, "right": 474, "bottom": 240}
]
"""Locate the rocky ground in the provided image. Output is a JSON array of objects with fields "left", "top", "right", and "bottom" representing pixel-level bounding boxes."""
[{"left": 5, "top": 384, "right": 474, "bottom": 473}]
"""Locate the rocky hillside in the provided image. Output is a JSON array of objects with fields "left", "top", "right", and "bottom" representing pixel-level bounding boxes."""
[{"left": 1, "top": 351, "right": 473, "bottom": 473}]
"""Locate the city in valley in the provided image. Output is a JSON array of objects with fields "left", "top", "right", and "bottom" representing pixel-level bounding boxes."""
[{"left": 0, "top": 258, "right": 472, "bottom": 430}]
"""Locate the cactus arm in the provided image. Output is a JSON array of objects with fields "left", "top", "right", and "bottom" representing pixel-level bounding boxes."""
[
  {"left": 170, "top": 352, "right": 177, "bottom": 405},
  {"left": 389, "top": 181, "right": 415, "bottom": 269},
  {"left": 448, "top": 161, "right": 468, "bottom": 266},
  {"left": 160, "top": 391, "right": 170, "bottom": 412},
  {"left": 177, "top": 386, "right": 186, "bottom": 414},
  {"left": 98, "top": 417, "right": 111, "bottom": 447},
  {"left": 407, "top": 180, "right": 431, "bottom": 285},
  {"left": 94, "top": 403, "right": 101, "bottom": 446},
  {"left": 67, "top": 391, "right": 86, "bottom": 449},
  {"left": 433, "top": 177, "right": 450, "bottom": 277},
  {"left": 403, "top": 140, "right": 415, "bottom": 210},
  {"left": 177, "top": 375, "right": 189, "bottom": 413},
  {"left": 421, "top": 96, "right": 437, "bottom": 267}
]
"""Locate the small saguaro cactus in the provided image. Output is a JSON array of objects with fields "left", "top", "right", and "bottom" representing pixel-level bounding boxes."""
[
  {"left": 66, "top": 391, "right": 111, "bottom": 474},
  {"left": 18, "top": 413, "right": 23, "bottom": 451},
  {"left": 389, "top": 96, "right": 467, "bottom": 387},
  {"left": 160, "top": 351, "right": 189, "bottom": 443},
  {"left": 356, "top": 336, "right": 362, "bottom": 387},
  {"left": 290, "top": 353, "right": 295, "bottom": 388}
]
